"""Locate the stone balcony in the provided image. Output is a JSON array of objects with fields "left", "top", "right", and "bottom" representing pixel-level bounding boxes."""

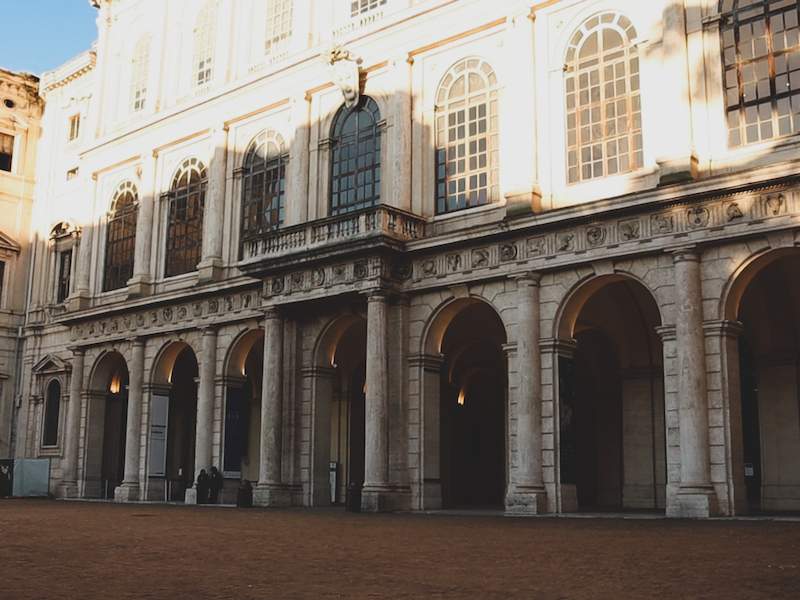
[{"left": 239, "top": 204, "right": 427, "bottom": 274}]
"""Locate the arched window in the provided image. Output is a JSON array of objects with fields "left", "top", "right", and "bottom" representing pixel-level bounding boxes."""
[
  {"left": 330, "top": 96, "right": 382, "bottom": 215},
  {"left": 42, "top": 379, "right": 61, "bottom": 447},
  {"left": 240, "top": 131, "right": 287, "bottom": 247},
  {"left": 193, "top": 0, "right": 217, "bottom": 87},
  {"left": 266, "top": 0, "right": 293, "bottom": 54},
  {"left": 131, "top": 35, "right": 151, "bottom": 112},
  {"left": 565, "top": 13, "right": 642, "bottom": 184},
  {"left": 720, "top": 0, "right": 800, "bottom": 147},
  {"left": 435, "top": 58, "right": 499, "bottom": 215},
  {"left": 165, "top": 158, "right": 206, "bottom": 278},
  {"left": 103, "top": 181, "right": 138, "bottom": 292}
]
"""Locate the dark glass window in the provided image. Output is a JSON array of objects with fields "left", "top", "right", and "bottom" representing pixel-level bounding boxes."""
[
  {"left": 435, "top": 59, "right": 499, "bottom": 214},
  {"left": 240, "top": 131, "right": 286, "bottom": 250},
  {"left": 0, "top": 133, "right": 13, "bottom": 172},
  {"left": 330, "top": 96, "right": 382, "bottom": 216},
  {"left": 165, "top": 158, "right": 206, "bottom": 278},
  {"left": 721, "top": 0, "right": 800, "bottom": 146},
  {"left": 103, "top": 181, "right": 138, "bottom": 291},
  {"left": 42, "top": 380, "right": 61, "bottom": 446},
  {"left": 351, "top": 0, "right": 386, "bottom": 16},
  {"left": 57, "top": 250, "right": 72, "bottom": 303}
]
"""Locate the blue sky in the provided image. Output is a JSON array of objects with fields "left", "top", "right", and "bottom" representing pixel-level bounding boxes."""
[{"left": 0, "top": 1, "right": 98, "bottom": 75}]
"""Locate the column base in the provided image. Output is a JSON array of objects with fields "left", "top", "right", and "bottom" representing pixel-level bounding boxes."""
[
  {"left": 361, "top": 484, "right": 410, "bottom": 512},
  {"left": 253, "top": 483, "right": 292, "bottom": 508},
  {"left": 667, "top": 485, "right": 718, "bottom": 518},
  {"left": 505, "top": 484, "right": 547, "bottom": 516},
  {"left": 184, "top": 487, "right": 198, "bottom": 505},
  {"left": 67, "top": 292, "right": 91, "bottom": 312},
  {"left": 58, "top": 481, "right": 79, "bottom": 499},
  {"left": 197, "top": 259, "right": 223, "bottom": 283},
  {"left": 114, "top": 483, "right": 140, "bottom": 503},
  {"left": 504, "top": 187, "right": 542, "bottom": 219},
  {"left": 126, "top": 276, "right": 153, "bottom": 298},
  {"left": 657, "top": 154, "right": 698, "bottom": 186}
]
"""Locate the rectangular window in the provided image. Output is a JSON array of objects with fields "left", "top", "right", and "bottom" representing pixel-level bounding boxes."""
[
  {"left": 266, "top": 0, "right": 293, "bottom": 54},
  {"left": 56, "top": 250, "right": 72, "bottom": 303},
  {"left": 0, "top": 133, "right": 13, "bottom": 172},
  {"left": 66, "top": 167, "right": 79, "bottom": 181},
  {"left": 0, "top": 260, "right": 5, "bottom": 307},
  {"left": 350, "top": 0, "right": 386, "bottom": 17},
  {"left": 68, "top": 115, "right": 80, "bottom": 141}
]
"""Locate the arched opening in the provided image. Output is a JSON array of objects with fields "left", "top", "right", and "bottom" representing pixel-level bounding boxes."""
[
  {"left": 148, "top": 342, "right": 198, "bottom": 502},
  {"left": 735, "top": 252, "right": 800, "bottom": 513},
  {"left": 558, "top": 276, "right": 665, "bottom": 512},
  {"left": 421, "top": 298, "right": 507, "bottom": 511},
  {"left": 85, "top": 352, "right": 129, "bottom": 499},
  {"left": 312, "top": 315, "right": 367, "bottom": 509},
  {"left": 223, "top": 330, "right": 263, "bottom": 490},
  {"left": 439, "top": 302, "right": 507, "bottom": 508}
]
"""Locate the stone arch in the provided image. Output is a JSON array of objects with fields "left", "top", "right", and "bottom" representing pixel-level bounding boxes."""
[
  {"left": 150, "top": 339, "right": 198, "bottom": 387},
  {"left": 84, "top": 350, "right": 130, "bottom": 498},
  {"left": 422, "top": 294, "right": 509, "bottom": 357},
  {"left": 552, "top": 271, "right": 666, "bottom": 512},
  {"left": 224, "top": 328, "right": 264, "bottom": 378},
  {"left": 554, "top": 272, "right": 663, "bottom": 341},
  {"left": 721, "top": 246, "right": 799, "bottom": 322}
]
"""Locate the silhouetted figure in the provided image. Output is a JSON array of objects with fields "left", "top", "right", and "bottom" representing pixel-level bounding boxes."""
[
  {"left": 0, "top": 467, "right": 10, "bottom": 498},
  {"left": 237, "top": 480, "right": 253, "bottom": 508},
  {"left": 209, "top": 466, "right": 223, "bottom": 504},
  {"left": 195, "top": 469, "right": 210, "bottom": 504}
]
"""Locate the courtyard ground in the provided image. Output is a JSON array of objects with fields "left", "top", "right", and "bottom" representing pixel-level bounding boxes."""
[{"left": 0, "top": 500, "right": 798, "bottom": 599}]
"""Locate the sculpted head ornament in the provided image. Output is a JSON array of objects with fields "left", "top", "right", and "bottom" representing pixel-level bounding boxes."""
[{"left": 327, "top": 45, "right": 363, "bottom": 109}]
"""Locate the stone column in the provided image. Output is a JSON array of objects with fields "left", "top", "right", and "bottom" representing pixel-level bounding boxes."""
[
  {"left": 254, "top": 307, "right": 291, "bottom": 506},
  {"left": 656, "top": 0, "right": 698, "bottom": 183},
  {"left": 288, "top": 97, "right": 311, "bottom": 225},
  {"left": 390, "top": 57, "right": 412, "bottom": 211},
  {"left": 128, "top": 153, "right": 157, "bottom": 297},
  {"left": 59, "top": 347, "right": 85, "bottom": 498},
  {"left": 361, "top": 291, "right": 393, "bottom": 511},
  {"left": 670, "top": 247, "right": 717, "bottom": 517},
  {"left": 115, "top": 338, "right": 145, "bottom": 502},
  {"left": 186, "top": 327, "right": 217, "bottom": 504},
  {"left": 69, "top": 179, "right": 96, "bottom": 311},
  {"left": 198, "top": 127, "right": 227, "bottom": 282},
  {"left": 506, "top": 273, "right": 547, "bottom": 515}
]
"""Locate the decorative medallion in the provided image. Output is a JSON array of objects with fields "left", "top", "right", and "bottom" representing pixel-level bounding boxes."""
[
  {"left": 353, "top": 261, "right": 368, "bottom": 280},
  {"left": 162, "top": 308, "right": 173, "bottom": 322},
  {"left": 651, "top": 214, "right": 674, "bottom": 234},
  {"left": 422, "top": 259, "right": 437, "bottom": 276},
  {"left": 446, "top": 254, "right": 461, "bottom": 272},
  {"left": 393, "top": 261, "right": 412, "bottom": 281},
  {"left": 557, "top": 233, "right": 575, "bottom": 252},
  {"left": 765, "top": 193, "right": 785, "bottom": 216},
  {"left": 687, "top": 207, "right": 710, "bottom": 229},
  {"left": 208, "top": 299, "right": 220, "bottom": 313},
  {"left": 619, "top": 220, "right": 640, "bottom": 241},
  {"left": 725, "top": 202, "right": 744, "bottom": 221},
  {"left": 586, "top": 226, "right": 606, "bottom": 247},
  {"left": 312, "top": 268, "right": 326, "bottom": 287},
  {"left": 471, "top": 249, "right": 490, "bottom": 268},
  {"left": 291, "top": 272, "right": 305, "bottom": 290},
  {"left": 271, "top": 278, "right": 285, "bottom": 294},
  {"left": 527, "top": 236, "right": 547, "bottom": 257},
  {"left": 499, "top": 243, "right": 518, "bottom": 262}
]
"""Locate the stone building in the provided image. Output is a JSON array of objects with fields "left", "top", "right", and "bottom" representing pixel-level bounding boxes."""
[
  {"left": 9, "top": 0, "right": 800, "bottom": 516},
  {"left": 0, "top": 68, "right": 41, "bottom": 460}
]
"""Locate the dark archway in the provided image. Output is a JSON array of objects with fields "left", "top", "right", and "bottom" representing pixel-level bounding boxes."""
[
  {"left": 737, "top": 253, "right": 800, "bottom": 513},
  {"left": 438, "top": 301, "right": 507, "bottom": 509},
  {"left": 559, "top": 276, "right": 665, "bottom": 512},
  {"left": 86, "top": 351, "right": 129, "bottom": 499}
]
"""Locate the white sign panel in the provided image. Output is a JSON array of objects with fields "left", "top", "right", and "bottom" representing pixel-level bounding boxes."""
[{"left": 148, "top": 394, "right": 169, "bottom": 477}]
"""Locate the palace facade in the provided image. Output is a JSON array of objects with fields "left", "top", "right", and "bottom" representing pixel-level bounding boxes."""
[{"left": 7, "top": 0, "right": 800, "bottom": 516}]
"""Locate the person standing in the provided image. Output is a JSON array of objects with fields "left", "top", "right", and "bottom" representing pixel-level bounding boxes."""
[
  {"left": 196, "top": 469, "right": 210, "bottom": 504},
  {"left": 209, "top": 466, "right": 224, "bottom": 504}
]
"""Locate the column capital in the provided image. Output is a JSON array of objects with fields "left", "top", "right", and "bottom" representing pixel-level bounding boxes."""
[
  {"left": 669, "top": 245, "right": 701, "bottom": 263},
  {"left": 501, "top": 341, "right": 518, "bottom": 357},
  {"left": 365, "top": 289, "right": 389, "bottom": 303},
  {"left": 511, "top": 272, "right": 542, "bottom": 287},
  {"left": 408, "top": 353, "right": 444, "bottom": 372},
  {"left": 263, "top": 305, "right": 283, "bottom": 320},
  {"left": 126, "top": 336, "right": 146, "bottom": 347},
  {"left": 68, "top": 345, "right": 86, "bottom": 357},
  {"left": 703, "top": 319, "right": 744, "bottom": 339},
  {"left": 655, "top": 324, "right": 677, "bottom": 342},
  {"left": 300, "top": 366, "right": 337, "bottom": 379},
  {"left": 199, "top": 324, "right": 219, "bottom": 336},
  {"left": 539, "top": 338, "right": 577, "bottom": 358}
]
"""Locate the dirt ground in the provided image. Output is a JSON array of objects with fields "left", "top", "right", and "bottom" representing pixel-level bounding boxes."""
[{"left": 0, "top": 501, "right": 799, "bottom": 599}]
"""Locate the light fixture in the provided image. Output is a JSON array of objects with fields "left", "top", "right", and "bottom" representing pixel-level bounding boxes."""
[
  {"left": 457, "top": 388, "right": 465, "bottom": 406},
  {"left": 109, "top": 373, "right": 121, "bottom": 394}
]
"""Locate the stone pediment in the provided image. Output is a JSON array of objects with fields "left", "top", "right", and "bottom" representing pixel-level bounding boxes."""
[
  {"left": 32, "top": 354, "right": 71, "bottom": 375},
  {"left": 0, "top": 230, "right": 21, "bottom": 255}
]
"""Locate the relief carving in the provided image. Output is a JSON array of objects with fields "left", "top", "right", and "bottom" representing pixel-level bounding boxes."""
[
  {"left": 765, "top": 193, "right": 785, "bottom": 216},
  {"left": 557, "top": 233, "right": 575, "bottom": 252},
  {"left": 422, "top": 259, "right": 437, "bottom": 276},
  {"left": 619, "top": 220, "right": 640, "bottom": 241},
  {"left": 446, "top": 254, "right": 461, "bottom": 272},
  {"left": 725, "top": 202, "right": 744, "bottom": 221},
  {"left": 499, "top": 244, "right": 518, "bottom": 262},
  {"left": 651, "top": 214, "right": 674, "bottom": 234},
  {"left": 586, "top": 226, "right": 606, "bottom": 247},
  {"left": 471, "top": 249, "right": 490, "bottom": 268},
  {"left": 527, "top": 236, "right": 547, "bottom": 257},
  {"left": 353, "top": 261, "right": 368, "bottom": 280},
  {"left": 687, "top": 207, "right": 710, "bottom": 229}
]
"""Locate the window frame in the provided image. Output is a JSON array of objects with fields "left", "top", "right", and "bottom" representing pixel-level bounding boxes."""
[
  {"left": 193, "top": 0, "right": 217, "bottom": 89},
  {"left": 41, "top": 378, "right": 62, "bottom": 448},
  {"left": 68, "top": 114, "right": 81, "bottom": 142},
  {"left": 563, "top": 12, "right": 643, "bottom": 185},
  {"left": 0, "top": 132, "right": 14, "bottom": 173},
  {"left": 163, "top": 158, "right": 207, "bottom": 279},
  {"left": 103, "top": 181, "right": 139, "bottom": 292},
  {"left": 434, "top": 58, "right": 500, "bottom": 216},
  {"left": 328, "top": 96, "right": 383, "bottom": 216},
  {"left": 719, "top": 0, "right": 800, "bottom": 148},
  {"left": 238, "top": 131, "right": 288, "bottom": 255}
]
